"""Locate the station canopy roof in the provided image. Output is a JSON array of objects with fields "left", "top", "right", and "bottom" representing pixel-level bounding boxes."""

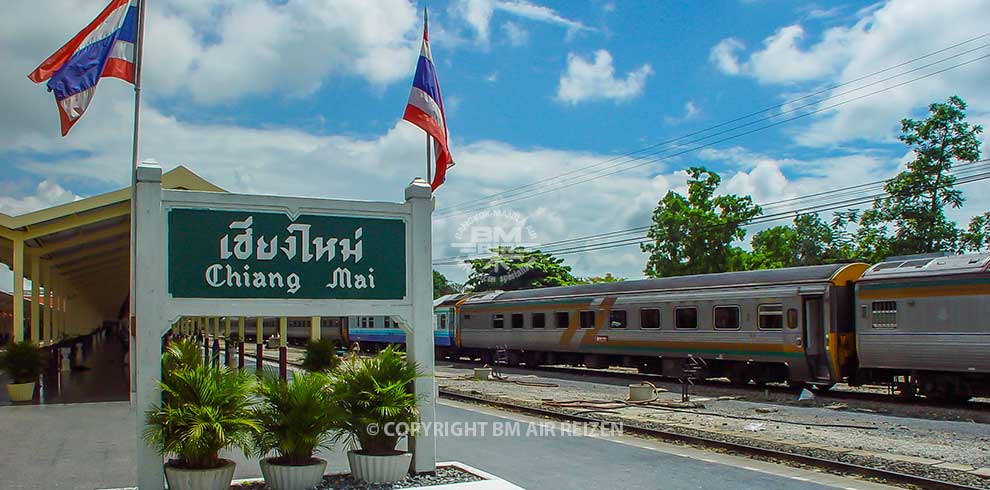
[{"left": 0, "top": 166, "right": 224, "bottom": 320}]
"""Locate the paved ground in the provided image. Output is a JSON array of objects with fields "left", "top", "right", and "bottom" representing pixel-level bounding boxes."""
[
  {"left": 0, "top": 397, "right": 905, "bottom": 490},
  {"left": 0, "top": 342, "right": 904, "bottom": 489},
  {"left": 0, "top": 337, "right": 130, "bottom": 406}
]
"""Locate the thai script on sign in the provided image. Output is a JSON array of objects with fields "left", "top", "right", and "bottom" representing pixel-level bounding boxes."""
[
  {"left": 218, "top": 216, "right": 363, "bottom": 263},
  {"left": 203, "top": 215, "right": 373, "bottom": 295}
]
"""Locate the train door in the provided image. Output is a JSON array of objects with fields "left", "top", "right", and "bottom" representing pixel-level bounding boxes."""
[{"left": 802, "top": 297, "right": 830, "bottom": 382}]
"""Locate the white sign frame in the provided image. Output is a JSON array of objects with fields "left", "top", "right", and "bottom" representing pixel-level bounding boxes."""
[{"left": 133, "top": 163, "right": 436, "bottom": 490}]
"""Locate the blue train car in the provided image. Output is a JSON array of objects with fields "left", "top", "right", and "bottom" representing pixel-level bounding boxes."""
[{"left": 347, "top": 293, "right": 468, "bottom": 355}]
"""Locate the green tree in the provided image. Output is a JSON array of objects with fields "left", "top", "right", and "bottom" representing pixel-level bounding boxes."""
[
  {"left": 748, "top": 214, "right": 854, "bottom": 269},
  {"left": 580, "top": 273, "right": 626, "bottom": 284},
  {"left": 881, "top": 96, "right": 983, "bottom": 255},
  {"left": 748, "top": 225, "right": 798, "bottom": 269},
  {"left": 433, "top": 270, "right": 458, "bottom": 298},
  {"left": 466, "top": 246, "right": 579, "bottom": 291},
  {"left": 641, "top": 167, "right": 762, "bottom": 277},
  {"left": 960, "top": 212, "right": 990, "bottom": 252}
]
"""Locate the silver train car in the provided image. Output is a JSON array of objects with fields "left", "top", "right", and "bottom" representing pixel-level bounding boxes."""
[
  {"left": 456, "top": 263, "right": 869, "bottom": 388},
  {"left": 852, "top": 253, "right": 990, "bottom": 401},
  {"left": 244, "top": 316, "right": 348, "bottom": 346}
]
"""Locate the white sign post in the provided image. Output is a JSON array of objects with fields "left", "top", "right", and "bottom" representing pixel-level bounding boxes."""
[{"left": 133, "top": 163, "right": 435, "bottom": 490}]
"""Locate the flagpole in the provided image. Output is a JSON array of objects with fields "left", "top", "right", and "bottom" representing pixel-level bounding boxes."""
[
  {"left": 129, "top": 0, "right": 147, "bottom": 398},
  {"left": 426, "top": 134, "right": 432, "bottom": 185}
]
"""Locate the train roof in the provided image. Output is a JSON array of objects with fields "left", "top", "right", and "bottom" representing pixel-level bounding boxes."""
[
  {"left": 463, "top": 262, "right": 867, "bottom": 304},
  {"left": 859, "top": 253, "right": 990, "bottom": 281},
  {"left": 434, "top": 292, "right": 470, "bottom": 307}
]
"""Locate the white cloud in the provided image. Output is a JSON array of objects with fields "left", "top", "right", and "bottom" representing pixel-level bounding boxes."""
[
  {"left": 665, "top": 100, "right": 701, "bottom": 125},
  {"left": 501, "top": 21, "right": 529, "bottom": 47},
  {"left": 556, "top": 50, "right": 653, "bottom": 105},
  {"left": 495, "top": 0, "right": 588, "bottom": 32},
  {"left": 711, "top": 24, "right": 853, "bottom": 84},
  {"left": 709, "top": 38, "right": 745, "bottom": 75},
  {"left": 485, "top": 72, "right": 499, "bottom": 83},
  {"left": 708, "top": 0, "right": 990, "bottom": 146},
  {"left": 453, "top": 0, "right": 589, "bottom": 45},
  {"left": 0, "top": 180, "right": 80, "bottom": 216},
  {"left": 6, "top": 0, "right": 422, "bottom": 109},
  {"left": 455, "top": 0, "right": 495, "bottom": 45}
]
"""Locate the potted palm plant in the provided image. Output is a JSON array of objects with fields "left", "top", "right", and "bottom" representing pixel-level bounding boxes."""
[
  {"left": 253, "top": 371, "right": 342, "bottom": 490},
  {"left": 0, "top": 341, "right": 43, "bottom": 402},
  {"left": 329, "top": 346, "right": 422, "bottom": 483},
  {"left": 300, "top": 338, "right": 340, "bottom": 372},
  {"left": 144, "top": 357, "right": 258, "bottom": 490}
]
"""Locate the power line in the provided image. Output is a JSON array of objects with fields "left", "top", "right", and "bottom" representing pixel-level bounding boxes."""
[
  {"left": 435, "top": 33, "right": 990, "bottom": 217},
  {"left": 433, "top": 53, "right": 990, "bottom": 221},
  {"left": 432, "top": 160, "right": 990, "bottom": 265}
]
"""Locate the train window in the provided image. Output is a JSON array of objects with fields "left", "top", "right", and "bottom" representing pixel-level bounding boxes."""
[
  {"left": 579, "top": 310, "right": 595, "bottom": 328},
  {"left": 532, "top": 313, "right": 546, "bottom": 328},
  {"left": 713, "top": 306, "right": 740, "bottom": 330},
  {"left": 871, "top": 301, "right": 897, "bottom": 328},
  {"left": 555, "top": 311, "right": 570, "bottom": 328},
  {"left": 383, "top": 316, "right": 392, "bottom": 329},
  {"left": 758, "top": 304, "right": 784, "bottom": 330},
  {"left": 610, "top": 310, "right": 627, "bottom": 328},
  {"left": 640, "top": 308, "right": 661, "bottom": 329},
  {"left": 787, "top": 308, "right": 798, "bottom": 329},
  {"left": 492, "top": 314, "right": 504, "bottom": 329},
  {"left": 675, "top": 307, "right": 698, "bottom": 329},
  {"left": 511, "top": 313, "right": 524, "bottom": 329},
  {"left": 438, "top": 314, "right": 447, "bottom": 330}
]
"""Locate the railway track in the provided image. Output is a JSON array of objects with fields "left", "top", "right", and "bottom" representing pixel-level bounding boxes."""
[
  {"left": 444, "top": 359, "right": 990, "bottom": 412},
  {"left": 438, "top": 388, "right": 986, "bottom": 490},
  {"left": 242, "top": 348, "right": 990, "bottom": 489}
]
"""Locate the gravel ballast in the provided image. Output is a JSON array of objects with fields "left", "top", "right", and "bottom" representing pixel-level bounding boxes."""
[{"left": 232, "top": 465, "right": 483, "bottom": 489}]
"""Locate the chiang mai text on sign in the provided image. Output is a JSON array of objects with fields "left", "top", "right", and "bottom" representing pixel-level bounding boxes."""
[{"left": 168, "top": 209, "right": 406, "bottom": 299}]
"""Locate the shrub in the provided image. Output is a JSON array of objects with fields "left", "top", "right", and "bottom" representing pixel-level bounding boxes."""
[
  {"left": 328, "top": 346, "right": 421, "bottom": 455},
  {"left": 0, "top": 341, "right": 44, "bottom": 384},
  {"left": 253, "top": 371, "right": 342, "bottom": 465},
  {"left": 144, "top": 364, "right": 259, "bottom": 469},
  {"left": 300, "top": 339, "right": 339, "bottom": 372}
]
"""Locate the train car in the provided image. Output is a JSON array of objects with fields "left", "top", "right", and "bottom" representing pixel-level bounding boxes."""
[
  {"left": 456, "top": 263, "right": 869, "bottom": 388},
  {"left": 347, "top": 293, "right": 471, "bottom": 353},
  {"left": 435, "top": 293, "right": 471, "bottom": 358},
  {"left": 244, "top": 316, "right": 348, "bottom": 346},
  {"left": 853, "top": 252, "right": 990, "bottom": 401}
]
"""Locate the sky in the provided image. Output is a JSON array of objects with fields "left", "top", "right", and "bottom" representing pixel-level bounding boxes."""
[{"left": 1, "top": 0, "right": 989, "bottom": 286}]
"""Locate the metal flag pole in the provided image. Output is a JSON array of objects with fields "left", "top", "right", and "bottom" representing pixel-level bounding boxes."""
[
  {"left": 129, "top": 0, "right": 148, "bottom": 397},
  {"left": 426, "top": 134, "right": 433, "bottom": 185}
]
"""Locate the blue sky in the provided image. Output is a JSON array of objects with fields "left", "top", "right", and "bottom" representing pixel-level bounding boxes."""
[{"left": 1, "top": 0, "right": 988, "bottom": 284}]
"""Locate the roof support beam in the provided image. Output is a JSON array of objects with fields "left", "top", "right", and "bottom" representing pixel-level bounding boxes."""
[
  {"left": 24, "top": 202, "right": 130, "bottom": 240},
  {"left": 38, "top": 222, "right": 129, "bottom": 256}
]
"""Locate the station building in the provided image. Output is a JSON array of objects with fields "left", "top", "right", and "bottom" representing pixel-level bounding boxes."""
[{"left": 0, "top": 166, "right": 223, "bottom": 346}]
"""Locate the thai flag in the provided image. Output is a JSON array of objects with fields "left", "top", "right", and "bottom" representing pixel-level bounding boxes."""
[
  {"left": 27, "top": 0, "right": 139, "bottom": 136},
  {"left": 403, "top": 9, "right": 454, "bottom": 191}
]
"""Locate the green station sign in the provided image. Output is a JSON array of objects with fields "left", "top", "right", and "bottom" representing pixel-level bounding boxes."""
[{"left": 168, "top": 208, "right": 406, "bottom": 299}]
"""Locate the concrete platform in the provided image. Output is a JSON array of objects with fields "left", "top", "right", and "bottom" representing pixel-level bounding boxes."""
[
  {"left": 0, "top": 395, "right": 908, "bottom": 490},
  {"left": 0, "top": 337, "right": 130, "bottom": 406}
]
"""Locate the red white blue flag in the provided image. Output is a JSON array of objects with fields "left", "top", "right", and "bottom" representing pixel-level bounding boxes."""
[
  {"left": 403, "top": 9, "right": 454, "bottom": 191},
  {"left": 27, "top": 0, "right": 139, "bottom": 136}
]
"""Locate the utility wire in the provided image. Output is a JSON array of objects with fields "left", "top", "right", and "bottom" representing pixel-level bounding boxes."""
[
  {"left": 435, "top": 33, "right": 990, "bottom": 217},
  {"left": 435, "top": 33, "right": 990, "bottom": 216},
  {"left": 432, "top": 160, "right": 990, "bottom": 265},
  {"left": 433, "top": 53, "right": 990, "bottom": 221}
]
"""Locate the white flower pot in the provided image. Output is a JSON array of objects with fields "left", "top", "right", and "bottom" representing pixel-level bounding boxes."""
[
  {"left": 347, "top": 450, "right": 413, "bottom": 483},
  {"left": 260, "top": 457, "right": 327, "bottom": 490},
  {"left": 6, "top": 382, "right": 35, "bottom": 402},
  {"left": 164, "top": 460, "right": 236, "bottom": 490}
]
